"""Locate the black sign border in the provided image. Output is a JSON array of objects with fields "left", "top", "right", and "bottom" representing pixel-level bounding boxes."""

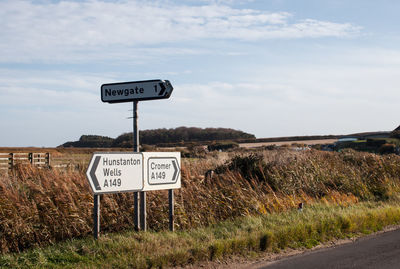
[{"left": 147, "top": 157, "right": 180, "bottom": 186}]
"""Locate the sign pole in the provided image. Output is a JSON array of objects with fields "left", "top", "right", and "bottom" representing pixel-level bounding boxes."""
[
  {"left": 140, "top": 191, "right": 147, "bottom": 231},
  {"left": 134, "top": 192, "right": 139, "bottom": 231},
  {"left": 169, "top": 189, "right": 174, "bottom": 231},
  {"left": 133, "top": 101, "right": 140, "bottom": 231},
  {"left": 133, "top": 101, "right": 139, "bottom": 152},
  {"left": 93, "top": 194, "right": 100, "bottom": 239},
  {"left": 132, "top": 100, "right": 147, "bottom": 231},
  {"left": 132, "top": 100, "right": 147, "bottom": 232}
]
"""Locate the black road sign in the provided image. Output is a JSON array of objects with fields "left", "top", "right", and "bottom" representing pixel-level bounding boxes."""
[{"left": 101, "top": 79, "right": 173, "bottom": 103}]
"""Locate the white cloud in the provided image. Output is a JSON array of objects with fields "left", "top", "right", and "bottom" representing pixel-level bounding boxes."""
[
  {"left": 0, "top": 0, "right": 360, "bottom": 63},
  {"left": 151, "top": 50, "right": 400, "bottom": 138},
  {"left": 1, "top": 47, "right": 399, "bottom": 147},
  {"left": 0, "top": 69, "right": 102, "bottom": 108},
  {"left": 2, "top": 0, "right": 396, "bottom": 147},
  {"left": 0, "top": 69, "right": 133, "bottom": 146}
]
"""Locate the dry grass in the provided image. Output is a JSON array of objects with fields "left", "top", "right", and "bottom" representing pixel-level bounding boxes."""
[{"left": 0, "top": 149, "right": 399, "bottom": 254}]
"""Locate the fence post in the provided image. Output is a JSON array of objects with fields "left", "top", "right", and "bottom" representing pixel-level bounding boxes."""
[
  {"left": 9, "top": 153, "right": 14, "bottom": 170},
  {"left": 29, "top": 153, "right": 33, "bottom": 165},
  {"left": 46, "top": 153, "right": 51, "bottom": 167}
]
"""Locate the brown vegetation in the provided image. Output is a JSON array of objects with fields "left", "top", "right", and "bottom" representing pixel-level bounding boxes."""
[{"left": 0, "top": 149, "right": 400, "bottom": 254}]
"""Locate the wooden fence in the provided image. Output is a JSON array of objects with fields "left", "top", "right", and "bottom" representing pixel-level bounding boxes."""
[{"left": 0, "top": 153, "right": 50, "bottom": 171}]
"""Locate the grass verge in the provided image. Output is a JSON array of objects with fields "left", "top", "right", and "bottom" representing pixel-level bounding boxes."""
[{"left": 2, "top": 201, "right": 400, "bottom": 268}]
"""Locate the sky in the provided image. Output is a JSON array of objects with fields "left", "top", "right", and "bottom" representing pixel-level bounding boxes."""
[{"left": 1, "top": 0, "right": 399, "bottom": 147}]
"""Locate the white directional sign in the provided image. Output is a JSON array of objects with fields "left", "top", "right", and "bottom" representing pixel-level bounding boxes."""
[
  {"left": 86, "top": 152, "right": 181, "bottom": 194},
  {"left": 143, "top": 152, "right": 181, "bottom": 191},
  {"left": 101, "top": 79, "right": 173, "bottom": 103},
  {"left": 86, "top": 152, "right": 143, "bottom": 194}
]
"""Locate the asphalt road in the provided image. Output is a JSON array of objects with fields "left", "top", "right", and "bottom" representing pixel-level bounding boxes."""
[{"left": 259, "top": 228, "right": 400, "bottom": 269}]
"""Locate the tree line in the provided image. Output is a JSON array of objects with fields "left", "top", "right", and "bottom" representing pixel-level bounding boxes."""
[{"left": 60, "top": 127, "right": 256, "bottom": 148}]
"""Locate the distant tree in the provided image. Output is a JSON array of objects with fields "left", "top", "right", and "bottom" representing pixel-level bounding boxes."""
[
  {"left": 112, "top": 133, "right": 133, "bottom": 148},
  {"left": 59, "top": 127, "right": 255, "bottom": 148},
  {"left": 60, "top": 135, "right": 113, "bottom": 148},
  {"left": 138, "top": 127, "right": 255, "bottom": 145}
]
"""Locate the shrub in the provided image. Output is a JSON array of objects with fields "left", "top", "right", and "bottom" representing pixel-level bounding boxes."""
[
  {"left": 378, "top": 144, "right": 396, "bottom": 154},
  {"left": 207, "top": 141, "right": 239, "bottom": 151},
  {"left": 366, "top": 139, "right": 386, "bottom": 147},
  {"left": 390, "top": 130, "right": 400, "bottom": 139},
  {"left": 264, "top": 145, "right": 277, "bottom": 150}
]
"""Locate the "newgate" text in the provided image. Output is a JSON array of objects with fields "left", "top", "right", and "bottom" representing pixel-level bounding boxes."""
[{"left": 104, "top": 87, "right": 144, "bottom": 97}]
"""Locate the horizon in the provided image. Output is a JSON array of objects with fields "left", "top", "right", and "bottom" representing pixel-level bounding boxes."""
[
  {"left": 1, "top": 0, "right": 399, "bottom": 147},
  {"left": 15, "top": 126, "right": 399, "bottom": 149}
]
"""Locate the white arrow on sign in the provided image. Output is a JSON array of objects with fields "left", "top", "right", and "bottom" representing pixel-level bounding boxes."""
[
  {"left": 101, "top": 79, "right": 173, "bottom": 103},
  {"left": 86, "top": 152, "right": 143, "bottom": 194}
]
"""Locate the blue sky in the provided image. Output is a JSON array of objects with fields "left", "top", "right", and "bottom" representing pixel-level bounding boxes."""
[{"left": 1, "top": 0, "right": 399, "bottom": 147}]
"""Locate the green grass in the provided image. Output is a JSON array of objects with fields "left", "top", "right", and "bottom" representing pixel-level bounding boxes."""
[{"left": 3, "top": 201, "right": 400, "bottom": 268}]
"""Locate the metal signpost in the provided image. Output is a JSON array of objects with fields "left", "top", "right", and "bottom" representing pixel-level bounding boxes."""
[
  {"left": 86, "top": 79, "right": 178, "bottom": 238},
  {"left": 86, "top": 152, "right": 181, "bottom": 237},
  {"left": 133, "top": 101, "right": 140, "bottom": 231}
]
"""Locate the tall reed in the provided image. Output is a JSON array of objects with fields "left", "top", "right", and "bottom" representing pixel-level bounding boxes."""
[{"left": 0, "top": 149, "right": 399, "bottom": 253}]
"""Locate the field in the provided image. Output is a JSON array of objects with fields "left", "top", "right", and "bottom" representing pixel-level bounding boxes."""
[
  {"left": 238, "top": 139, "right": 338, "bottom": 148},
  {"left": 1, "top": 147, "right": 400, "bottom": 267}
]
